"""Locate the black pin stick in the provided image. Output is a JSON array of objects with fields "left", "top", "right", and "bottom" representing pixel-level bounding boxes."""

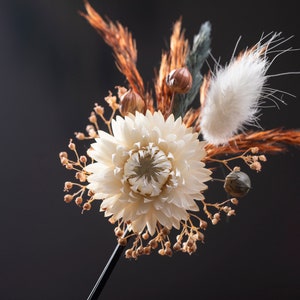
[{"left": 87, "top": 229, "right": 129, "bottom": 300}]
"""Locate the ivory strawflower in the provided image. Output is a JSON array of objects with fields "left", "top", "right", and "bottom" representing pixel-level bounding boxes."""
[{"left": 85, "top": 110, "right": 211, "bottom": 235}]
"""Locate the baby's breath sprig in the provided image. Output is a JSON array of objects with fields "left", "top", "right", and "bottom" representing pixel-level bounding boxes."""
[
  {"left": 59, "top": 142, "right": 94, "bottom": 213},
  {"left": 75, "top": 92, "right": 120, "bottom": 139},
  {"left": 206, "top": 147, "right": 267, "bottom": 173}
]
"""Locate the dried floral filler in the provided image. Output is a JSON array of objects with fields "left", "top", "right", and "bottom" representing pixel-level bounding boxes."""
[{"left": 60, "top": 2, "right": 300, "bottom": 259}]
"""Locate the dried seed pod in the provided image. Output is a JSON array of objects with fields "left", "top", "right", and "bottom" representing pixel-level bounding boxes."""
[
  {"left": 224, "top": 170, "right": 251, "bottom": 198},
  {"left": 166, "top": 67, "right": 192, "bottom": 94},
  {"left": 119, "top": 89, "right": 145, "bottom": 116}
]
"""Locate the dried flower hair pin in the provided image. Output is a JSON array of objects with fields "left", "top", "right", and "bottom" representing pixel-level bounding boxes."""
[{"left": 60, "top": 1, "right": 300, "bottom": 266}]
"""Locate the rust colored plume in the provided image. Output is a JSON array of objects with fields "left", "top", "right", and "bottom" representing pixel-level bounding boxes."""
[
  {"left": 81, "top": 1, "right": 148, "bottom": 104},
  {"left": 205, "top": 128, "right": 300, "bottom": 159}
]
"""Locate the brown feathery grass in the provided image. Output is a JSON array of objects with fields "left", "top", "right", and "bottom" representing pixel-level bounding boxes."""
[
  {"left": 155, "top": 19, "right": 189, "bottom": 115},
  {"left": 81, "top": 1, "right": 153, "bottom": 110},
  {"left": 205, "top": 128, "right": 300, "bottom": 159}
]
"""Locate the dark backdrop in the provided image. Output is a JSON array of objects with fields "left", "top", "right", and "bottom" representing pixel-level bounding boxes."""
[{"left": 1, "top": 1, "right": 299, "bottom": 299}]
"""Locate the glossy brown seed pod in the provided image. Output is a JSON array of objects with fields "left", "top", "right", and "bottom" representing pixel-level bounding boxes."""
[
  {"left": 224, "top": 170, "right": 251, "bottom": 198},
  {"left": 166, "top": 67, "right": 192, "bottom": 94},
  {"left": 119, "top": 89, "right": 145, "bottom": 116}
]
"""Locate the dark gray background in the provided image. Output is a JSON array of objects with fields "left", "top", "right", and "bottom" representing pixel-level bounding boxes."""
[{"left": 1, "top": 1, "right": 299, "bottom": 299}]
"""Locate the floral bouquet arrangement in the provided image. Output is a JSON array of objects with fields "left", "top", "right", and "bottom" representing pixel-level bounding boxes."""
[{"left": 60, "top": 1, "right": 300, "bottom": 261}]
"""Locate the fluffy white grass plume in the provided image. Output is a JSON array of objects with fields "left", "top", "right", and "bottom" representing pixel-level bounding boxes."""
[{"left": 200, "top": 33, "right": 294, "bottom": 145}]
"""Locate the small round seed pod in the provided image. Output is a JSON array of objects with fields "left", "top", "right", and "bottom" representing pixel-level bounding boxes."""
[
  {"left": 224, "top": 170, "right": 251, "bottom": 198},
  {"left": 119, "top": 89, "right": 145, "bottom": 116},
  {"left": 166, "top": 67, "right": 192, "bottom": 94}
]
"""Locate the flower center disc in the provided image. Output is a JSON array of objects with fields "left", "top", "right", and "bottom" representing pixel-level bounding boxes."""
[{"left": 124, "top": 145, "right": 172, "bottom": 197}]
